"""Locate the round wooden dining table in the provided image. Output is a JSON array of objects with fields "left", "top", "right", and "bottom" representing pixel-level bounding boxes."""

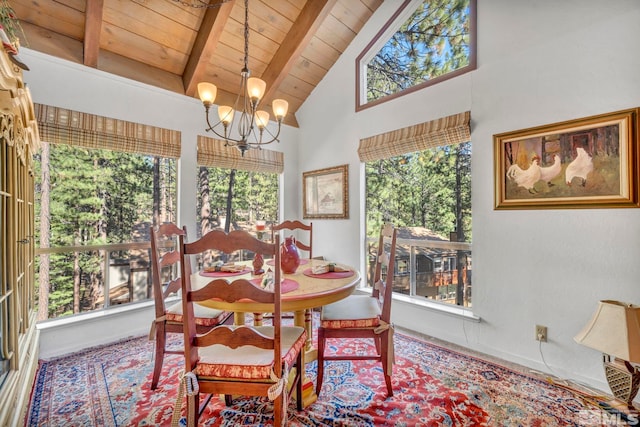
[
  {"left": 192, "top": 258, "right": 361, "bottom": 359},
  {"left": 192, "top": 258, "right": 360, "bottom": 407}
]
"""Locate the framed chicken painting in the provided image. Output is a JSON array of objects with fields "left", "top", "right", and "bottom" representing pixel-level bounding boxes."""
[{"left": 494, "top": 107, "right": 640, "bottom": 209}]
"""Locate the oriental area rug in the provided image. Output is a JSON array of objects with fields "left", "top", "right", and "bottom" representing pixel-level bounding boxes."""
[{"left": 27, "top": 328, "right": 612, "bottom": 426}]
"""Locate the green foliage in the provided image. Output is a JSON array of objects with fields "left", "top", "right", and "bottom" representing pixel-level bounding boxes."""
[
  {"left": 366, "top": 142, "right": 471, "bottom": 241},
  {"left": 196, "top": 167, "right": 278, "bottom": 233},
  {"left": 367, "top": 0, "right": 472, "bottom": 102},
  {"left": 35, "top": 144, "right": 176, "bottom": 318}
]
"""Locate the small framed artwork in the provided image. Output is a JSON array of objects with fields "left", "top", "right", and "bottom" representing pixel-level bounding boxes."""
[
  {"left": 494, "top": 108, "right": 640, "bottom": 209},
  {"left": 303, "top": 164, "right": 349, "bottom": 219}
]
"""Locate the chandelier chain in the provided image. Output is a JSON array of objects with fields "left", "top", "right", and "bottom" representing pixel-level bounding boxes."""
[{"left": 243, "top": 0, "right": 249, "bottom": 72}]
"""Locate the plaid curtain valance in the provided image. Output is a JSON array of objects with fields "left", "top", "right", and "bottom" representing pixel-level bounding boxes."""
[
  {"left": 34, "top": 103, "right": 181, "bottom": 158},
  {"left": 358, "top": 111, "right": 471, "bottom": 162},
  {"left": 197, "top": 136, "right": 284, "bottom": 174}
]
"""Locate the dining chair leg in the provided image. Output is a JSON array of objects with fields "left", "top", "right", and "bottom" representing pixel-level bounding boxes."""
[
  {"left": 274, "top": 394, "right": 283, "bottom": 426},
  {"left": 374, "top": 334, "right": 381, "bottom": 355},
  {"left": 315, "top": 328, "right": 326, "bottom": 395},
  {"left": 185, "top": 390, "right": 199, "bottom": 427},
  {"left": 380, "top": 330, "right": 393, "bottom": 397},
  {"left": 150, "top": 323, "right": 166, "bottom": 390},
  {"left": 295, "top": 351, "right": 304, "bottom": 411}
]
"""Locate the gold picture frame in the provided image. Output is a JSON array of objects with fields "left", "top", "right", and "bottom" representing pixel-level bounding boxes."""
[
  {"left": 303, "top": 164, "right": 349, "bottom": 219},
  {"left": 494, "top": 108, "right": 640, "bottom": 209}
]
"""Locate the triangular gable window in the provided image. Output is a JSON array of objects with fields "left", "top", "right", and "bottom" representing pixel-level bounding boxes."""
[{"left": 356, "top": 0, "right": 476, "bottom": 111}]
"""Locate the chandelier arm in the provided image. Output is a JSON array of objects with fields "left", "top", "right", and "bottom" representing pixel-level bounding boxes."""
[
  {"left": 244, "top": 121, "right": 283, "bottom": 147},
  {"left": 203, "top": 107, "right": 246, "bottom": 145}
]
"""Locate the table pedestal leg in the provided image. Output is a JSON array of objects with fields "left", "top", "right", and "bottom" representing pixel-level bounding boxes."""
[
  {"left": 233, "top": 312, "right": 245, "bottom": 325},
  {"left": 294, "top": 309, "right": 318, "bottom": 407},
  {"left": 252, "top": 312, "right": 263, "bottom": 326}
]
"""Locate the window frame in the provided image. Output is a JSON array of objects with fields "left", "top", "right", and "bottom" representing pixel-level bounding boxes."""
[{"left": 355, "top": 0, "right": 477, "bottom": 112}]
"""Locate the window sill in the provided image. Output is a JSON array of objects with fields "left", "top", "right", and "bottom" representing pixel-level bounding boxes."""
[
  {"left": 354, "top": 287, "right": 480, "bottom": 322},
  {"left": 36, "top": 300, "right": 155, "bottom": 330}
]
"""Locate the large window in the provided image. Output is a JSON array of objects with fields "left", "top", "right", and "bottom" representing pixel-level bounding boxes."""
[
  {"left": 195, "top": 166, "right": 279, "bottom": 237},
  {"left": 34, "top": 144, "right": 177, "bottom": 318},
  {"left": 34, "top": 104, "right": 179, "bottom": 320},
  {"left": 361, "top": 112, "right": 472, "bottom": 307},
  {"left": 356, "top": 0, "right": 476, "bottom": 110},
  {"left": 195, "top": 136, "right": 281, "bottom": 265}
]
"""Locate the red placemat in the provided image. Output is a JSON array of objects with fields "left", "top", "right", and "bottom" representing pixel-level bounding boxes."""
[
  {"left": 266, "top": 258, "right": 309, "bottom": 266},
  {"left": 249, "top": 278, "right": 299, "bottom": 293},
  {"left": 302, "top": 268, "right": 354, "bottom": 279},
  {"left": 199, "top": 267, "right": 251, "bottom": 277}
]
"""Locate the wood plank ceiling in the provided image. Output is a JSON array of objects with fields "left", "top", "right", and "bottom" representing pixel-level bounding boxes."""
[{"left": 10, "top": 0, "right": 383, "bottom": 127}]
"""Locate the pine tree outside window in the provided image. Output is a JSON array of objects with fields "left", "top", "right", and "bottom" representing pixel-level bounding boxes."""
[
  {"left": 195, "top": 136, "right": 280, "bottom": 266},
  {"left": 34, "top": 105, "right": 179, "bottom": 320},
  {"left": 356, "top": 0, "right": 476, "bottom": 110},
  {"left": 359, "top": 112, "right": 472, "bottom": 308}
]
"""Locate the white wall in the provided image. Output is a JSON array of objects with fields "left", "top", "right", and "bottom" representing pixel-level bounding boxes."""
[{"left": 296, "top": 0, "right": 640, "bottom": 394}]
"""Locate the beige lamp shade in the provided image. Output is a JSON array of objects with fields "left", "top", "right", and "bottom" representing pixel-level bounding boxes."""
[
  {"left": 197, "top": 82, "right": 217, "bottom": 105},
  {"left": 574, "top": 300, "right": 640, "bottom": 363}
]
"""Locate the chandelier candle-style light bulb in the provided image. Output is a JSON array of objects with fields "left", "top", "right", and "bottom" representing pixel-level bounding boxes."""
[
  {"left": 272, "top": 99, "right": 289, "bottom": 121},
  {"left": 247, "top": 77, "right": 266, "bottom": 103},
  {"left": 198, "top": 82, "right": 217, "bottom": 106},
  {"left": 218, "top": 105, "right": 234, "bottom": 125},
  {"left": 255, "top": 110, "right": 270, "bottom": 129}
]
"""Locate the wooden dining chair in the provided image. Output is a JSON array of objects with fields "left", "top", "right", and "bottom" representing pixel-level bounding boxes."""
[
  {"left": 271, "top": 220, "right": 313, "bottom": 259},
  {"left": 315, "top": 223, "right": 397, "bottom": 397},
  {"left": 177, "top": 230, "right": 306, "bottom": 426},
  {"left": 148, "top": 223, "right": 230, "bottom": 390}
]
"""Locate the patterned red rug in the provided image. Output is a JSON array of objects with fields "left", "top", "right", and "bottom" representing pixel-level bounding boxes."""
[{"left": 27, "top": 327, "right": 607, "bottom": 426}]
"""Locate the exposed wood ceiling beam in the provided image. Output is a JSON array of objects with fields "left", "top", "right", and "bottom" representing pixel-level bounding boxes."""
[
  {"left": 183, "top": 0, "right": 234, "bottom": 97},
  {"left": 260, "top": 0, "right": 337, "bottom": 104},
  {"left": 84, "top": 0, "right": 104, "bottom": 68}
]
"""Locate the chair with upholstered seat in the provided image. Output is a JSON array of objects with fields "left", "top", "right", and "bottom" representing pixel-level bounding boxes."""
[
  {"left": 148, "top": 223, "right": 230, "bottom": 390},
  {"left": 271, "top": 220, "right": 313, "bottom": 259},
  {"left": 315, "top": 223, "right": 397, "bottom": 397},
  {"left": 177, "top": 229, "right": 306, "bottom": 426},
  {"left": 261, "top": 220, "right": 316, "bottom": 323}
]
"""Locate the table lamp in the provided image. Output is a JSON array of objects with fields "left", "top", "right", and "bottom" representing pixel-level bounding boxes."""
[{"left": 574, "top": 300, "right": 640, "bottom": 409}]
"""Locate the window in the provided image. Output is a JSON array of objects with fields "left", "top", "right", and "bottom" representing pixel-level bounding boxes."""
[
  {"left": 34, "top": 144, "right": 177, "bottom": 318},
  {"left": 356, "top": 0, "right": 476, "bottom": 110},
  {"left": 195, "top": 136, "right": 281, "bottom": 265},
  {"left": 360, "top": 112, "right": 472, "bottom": 307},
  {"left": 195, "top": 167, "right": 279, "bottom": 237},
  {"left": 34, "top": 105, "right": 179, "bottom": 320}
]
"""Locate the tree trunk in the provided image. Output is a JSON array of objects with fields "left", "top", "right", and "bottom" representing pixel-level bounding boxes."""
[
  {"left": 73, "top": 237, "right": 80, "bottom": 313},
  {"left": 37, "top": 142, "right": 50, "bottom": 321},
  {"left": 455, "top": 144, "right": 465, "bottom": 306},
  {"left": 93, "top": 157, "right": 104, "bottom": 309},
  {"left": 224, "top": 169, "right": 236, "bottom": 234},
  {"left": 198, "top": 166, "right": 212, "bottom": 265},
  {"left": 153, "top": 157, "right": 160, "bottom": 226}
]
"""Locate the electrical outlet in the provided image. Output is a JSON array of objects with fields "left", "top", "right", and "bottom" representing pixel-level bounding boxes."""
[{"left": 535, "top": 325, "right": 547, "bottom": 342}]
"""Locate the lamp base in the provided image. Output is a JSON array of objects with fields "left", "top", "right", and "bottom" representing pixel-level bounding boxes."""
[
  {"left": 604, "top": 358, "right": 640, "bottom": 409},
  {"left": 597, "top": 398, "right": 639, "bottom": 425}
]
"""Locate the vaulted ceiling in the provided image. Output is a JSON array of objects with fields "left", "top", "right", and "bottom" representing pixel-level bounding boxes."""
[{"left": 11, "top": 0, "right": 383, "bottom": 127}]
